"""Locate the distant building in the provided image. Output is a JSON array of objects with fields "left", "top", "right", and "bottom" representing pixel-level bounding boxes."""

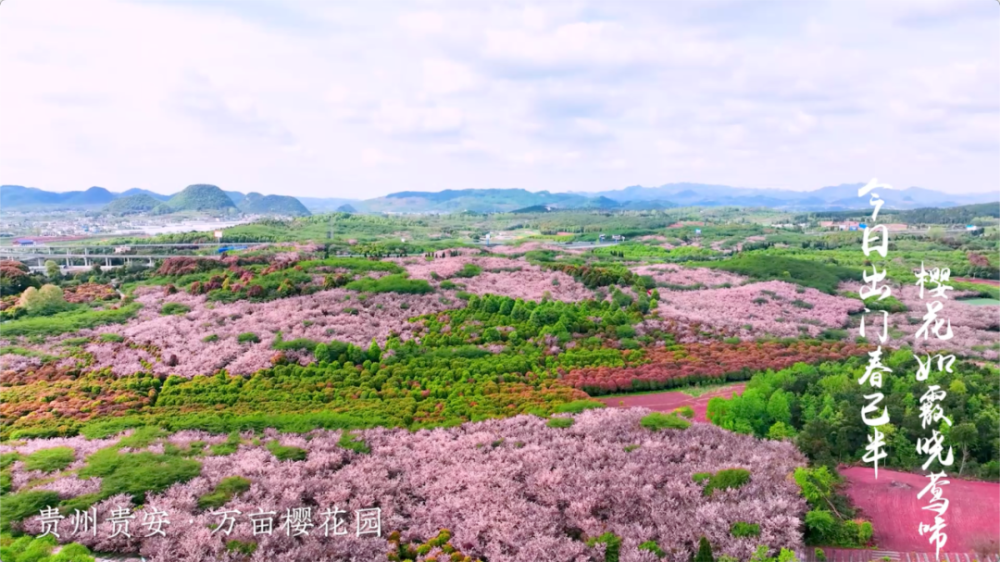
[
  {"left": 885, "top": 224, "right": 908, "bottom": 232},
  {"left": 12, "top": 239, "right": 34, "bottom": 246},
  {"left": 966, "top": 225, "right": 978, "bottom": 232}
]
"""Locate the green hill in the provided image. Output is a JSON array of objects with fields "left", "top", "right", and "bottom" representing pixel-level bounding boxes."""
[
  {"left": 101, "top": 194, "right": 167, "bottom": 216},
  {"left": 166, "top": 184, "right": 239, "bottom": 213},
  {"left": 236, "top": 192, "right": 311, "bottom": 216}
]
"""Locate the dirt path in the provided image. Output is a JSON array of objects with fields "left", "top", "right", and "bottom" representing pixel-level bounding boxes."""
[
  {"left": 840, "top": 466, "right": 1000, "bottom": 553},
  {"left": 597, "top": 383, "right": 746, "bottom": 422}
]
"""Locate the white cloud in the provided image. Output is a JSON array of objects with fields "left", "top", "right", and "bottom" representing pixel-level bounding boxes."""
[
  {"left": 361, "top": 148, "right": 400, "bottom": 167},
  {"left": 0, "top": 0, "right": 995, "bottom": 196},
  {"left": 421, "top": 59, "right": 481, "bottom": 95},
  {"left": 372, "top": 102, "right": 465, "bottom": 136},
  {"left": 398, "top": 11, "right": 446, "bottom": 36}
]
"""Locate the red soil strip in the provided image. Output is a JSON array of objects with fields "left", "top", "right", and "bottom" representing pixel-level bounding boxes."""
[
  {"left": 954, "top": 277, "right": 1000, "bottom": 287},
  {"left": 840, "top": 466, "right": 1000, "bottom": 553},
  {"left": 597, "top": 383, "right": 746, "bottom": 422}
]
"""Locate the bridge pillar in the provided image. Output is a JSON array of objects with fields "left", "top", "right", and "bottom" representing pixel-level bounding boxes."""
[{"left": 106, "top": 257, "right": 110, "bottom": 267}]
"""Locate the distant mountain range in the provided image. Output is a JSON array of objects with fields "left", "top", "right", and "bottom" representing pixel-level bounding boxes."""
[
  {"left": 584, "top": 182, "right": 996, "bottom": 211},
  {"left": 1, "top": 182, "right": 994, "bottom": 216},
  {"left": 0, "top": 184, "right": 311, "bottom": 217},
  {"left": 330, "top": 182, "right": 995, "bottom": 213}
]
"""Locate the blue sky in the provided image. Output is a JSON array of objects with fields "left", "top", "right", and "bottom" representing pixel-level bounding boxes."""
[{"left": 0, "top": 0, "right": 997, "bottom": 198}]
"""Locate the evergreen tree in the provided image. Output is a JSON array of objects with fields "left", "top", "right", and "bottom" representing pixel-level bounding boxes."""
[
  {"left": 367, "top": 338, "right": 382, "bottom": 362},
  {"left": 693, "top": 537, "right": 714, "bottom": 562}
]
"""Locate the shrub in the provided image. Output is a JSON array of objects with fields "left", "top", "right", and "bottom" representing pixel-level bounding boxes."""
[
  {"left": 692, "top": 472, "right": 712, "bottom": 484},
  {"left": 546, "top": 417, "right": 575, "bottom": 429},
  {"left": 804, "top": 510, "right": 836, "bottom": 542},
  {"left": 0, "top": 452, "right": 20, "bottom": 469},
  {"left": 0, "top": 490, "right": 61, "bottom": 531},
  {"left": 202, "top": 334, "right": 219, "bottom": 343},
  {"left": 0, "top": 302, "right": 142, "bottom": 337},
  {"left": 640, "top": 412, "right": 691, "bottom": 431},
  {"left": 338, "top": 431, "right": 371, "bottom": 454},
  {"left": 815, "top": 548, "right": 827, "bottom": 562},
  {"left": 99, "top": 333, "right": 125, "bottom": 343},
  {"left": 237, "top": 332, "right": 260, "bottom": 344},
  {"left": 209, "top": 432, "right": 242, "bottom": 456},
  {"left": 0, "top": 535, "right": 96, "bottom": 562},
  {"left": 730, "top": 522, "right": 761, "bottom": 537},
  {"left": 619, "top": 338, "right": 641, "bottom": 350},
  {"left": 78, "top": 448, "right": 202, "bottom": 504},
  {"left": 638, "top": 540, "right": 665, "bottom": 557},
  {"left": 265, "top": 440, "right": 307, "bottom": 461},
  {"left": 672, "top": 406, "right": 695, "bottom": 419},
  {"left": 18, "top": 284, "right": 70, "bottom": 316},
  {"left": 585, "top": 532, "right": 622, "bottom": 562},
  {"left": 858, "top": 521, "right": 873, "bottom": 544},
  {"left": 273, "top": 333, "right": 320, "bottom": 352},
  {"left": 225, "top": 540, "right": 258, "bottom": 556},
  {"left": 439, "top": 280, "right": 457, "bottom": 290},
  {"left": 160, "top": 302, "right": 191, "bottom": 315},
  {"left": 197, "top": 476, "right": 252, "bottom": 510},
  {"left": 453, "top": 263, "right": 482, "bottom": 278},
  {"left": 345, "top": 274, "right": 433, "bottom": 294},
  {"left": 553, "top": 400, "right": 606, "bottom": 414},
  {"left": 23, "top": 447, "right": 75, "bottom": 473},
  {"left": 817, "top": 329, "right": 847, "bottom": 341},
  {"left": 624, "top": 444, "right": 640, "bottom": 453},
  {"left": 702, "top": 468, "right": 751, "bottom": 496},
  {"left": 615, "top": 324, "right": 637, "bottom": 339}
]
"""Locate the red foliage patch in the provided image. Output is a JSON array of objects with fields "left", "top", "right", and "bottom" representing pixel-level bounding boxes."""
[
  {"left": 563, "top": 341, "right": 870, "bottom": 394},
  {"left": 157, "top": 256, "right": 219, "bottom": 276},
  {"left": 63, "top": 283, "right": 118, "bottom": 303}
]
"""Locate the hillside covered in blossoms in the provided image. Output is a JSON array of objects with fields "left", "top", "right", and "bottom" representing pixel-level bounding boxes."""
[{"left": 1, "top": 210, "right": 998, "bottom": 562}]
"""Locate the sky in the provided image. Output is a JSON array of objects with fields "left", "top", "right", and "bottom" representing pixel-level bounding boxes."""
[{"left": 1, "top": 0, "right": 997, "bottom": 199}]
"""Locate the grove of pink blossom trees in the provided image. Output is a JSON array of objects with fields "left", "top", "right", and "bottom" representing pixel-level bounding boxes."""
[
  {"left": 842, "top": 282, "right": 1000, "bottom": 360},
  {"left": 652, "top": 280, "right": 864, "bottom": 341},
  {"left": 631, "top": 264, "right": 749, "bottom": 288},
  {"left": 11, "top": 408, "right": 807, "bottom": 562}
]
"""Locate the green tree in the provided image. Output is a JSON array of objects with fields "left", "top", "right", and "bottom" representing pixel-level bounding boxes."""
[
  {"left": 693, "top": 537, "right": 715, "bottom": 562},
  {"left": 766, "top": 391, "right": 792, "bottom": 426},
  {"left": 367, "top": 338, "right": 382, "bottom": 362},
  {"left": 44, "top": 260, "right": 60, "bottom": 278},
  {"left": 950, "top": 423, "right": 978, "bottom": 476},
  {"left": 18, "top": 284, "right": 68, "bottom": 315}
]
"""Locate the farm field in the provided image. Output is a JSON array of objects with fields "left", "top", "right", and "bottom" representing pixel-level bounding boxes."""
[
  {"left": 840, "top": 467, "right": 1000, "bottom": 554},
  {"left": 600, "top": 383, "right": 747, "bottom": 422},
  {"left": 1, "top": 209, "right": 998, "bottom": 562}
]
